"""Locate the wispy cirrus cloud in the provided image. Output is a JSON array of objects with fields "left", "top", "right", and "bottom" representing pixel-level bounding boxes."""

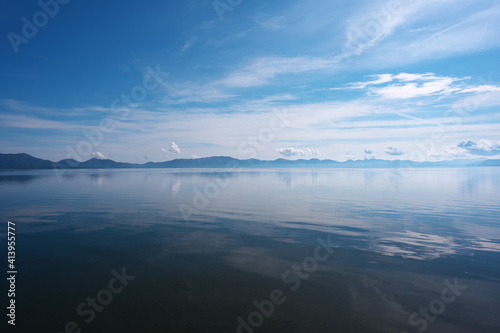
[
  {"left": 338, "top": 73, "right": 500, "bottom": 99},
  {"left": 160, "top": 81, "right": 236, "bottom": 104},
  {"left": 214, "top": 0, "right": 412, "bottom": 91},
  {"left": 152, "top": 1, "right": 500, "bottom": 106},
  {"left": 0, "top": 114, "right": 93, "bottom": 130},
  {"left": 216, "top": 56, "right": 339, "bottom": 88},
  {"left": 256, "top": 15, "right": 285, "bottom": 31},
  {"left": 357, "top": 2, "right": 500, "bottom": 67},
  {"left": 157, "top": 55, "right": 339, "bottom": 103},
  {"left": 342, "top": 0, "right": 418, "bottom": 56},
  {"left": 179, "top": 37, "right": 197, "bottom": 55}
]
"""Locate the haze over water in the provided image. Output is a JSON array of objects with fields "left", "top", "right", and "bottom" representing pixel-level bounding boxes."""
[{"left": 1, "top": 167, "right": 499, "bottom": 332}]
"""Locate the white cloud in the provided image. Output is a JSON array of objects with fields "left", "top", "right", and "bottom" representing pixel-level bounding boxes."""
[
  {"left": 161, "top": 2, "right": 500, "bottom": 105},
  {"left": 374, "top": 77, "right": 458, "bottom": 99},
  {"left": 460, "top": 85, "right": 500, "bottom": 94},
  {"left": 277, "top": 147, "right": 318, "bottom": 158},
  {"left": 160, "top": 143, "right": 181, "bottom": 158},
  {"left": 340, "top": 73, "right": 500, "bottom": 99},
  {"left": 385, "top": 147, "right": 404, "bottom": 156},
  {"left": 457, "top": 139, "right": 500, "bottom": 156},
  {"left": 364, "top": 149, "right": 374, "bottom": 154},
  {"left": 169, "top": 142, "right": 181, "bottom": 154},
  {"left": 92, "top": 152, "right": 106, "bottom": 159},
  {"left": 347, "top": 74, "right": 394, "bottom": 89}
]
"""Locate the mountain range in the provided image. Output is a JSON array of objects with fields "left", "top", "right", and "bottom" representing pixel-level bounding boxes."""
[{"left": 0, "top": 153, "right": 499, "bottom": 169}]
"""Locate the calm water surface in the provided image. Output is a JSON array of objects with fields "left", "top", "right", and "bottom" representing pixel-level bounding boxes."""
[{"left": 1, "top": 168, "right": 499, "bottom": 333}]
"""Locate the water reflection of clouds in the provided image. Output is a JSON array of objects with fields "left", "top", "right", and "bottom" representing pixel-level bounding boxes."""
[
  {"left": 158, "top": 175, "right": 182, "bottom": 196},
  {"left": 88, "top": 172, "right": 114, "bottom": 186},
  {"left": 2, "top": 168, "right": 499, "bottom": 260},
  {"left": 363, "top": 170, "right": 376, "bottom": 187},
  {"left": 469, "top": 238, "right": 500, "bottom": 252},
  {"left": 368, "top": 230, "right": 500, "bottom": 260},
  {"left": 459, "top": 168, "right": 498, "bottom": 195},
  {"left": 171, "top": 177, "right": 181, "bottom": 196},
  {"left": 277, "top": 171, "right": 318, "bottom": 188}
]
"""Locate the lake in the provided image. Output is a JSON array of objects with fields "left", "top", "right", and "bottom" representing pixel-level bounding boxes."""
[{"left": 1, "top": 168, "right": 499, "bottom": 333}]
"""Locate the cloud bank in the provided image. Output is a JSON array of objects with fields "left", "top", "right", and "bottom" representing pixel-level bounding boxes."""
[
  {"left": 457, "top": 140, "right": 500, "bottom": 156},
  {"left": 277, "top": 147, "right": 318, "bottom": 158}
]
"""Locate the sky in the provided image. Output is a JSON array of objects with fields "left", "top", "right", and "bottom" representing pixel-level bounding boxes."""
[{"left": 1, "top": 0, "right": 500, "bottom": 162}]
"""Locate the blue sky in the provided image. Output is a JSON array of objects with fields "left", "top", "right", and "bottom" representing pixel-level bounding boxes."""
[{"left": 1, "top": 0, "right": 500, "bottom": 162}]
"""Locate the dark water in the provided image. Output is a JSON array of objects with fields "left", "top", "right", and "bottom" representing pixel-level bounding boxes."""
[{"left": 1, "top": 168, "right": 499, "bottom": 333}]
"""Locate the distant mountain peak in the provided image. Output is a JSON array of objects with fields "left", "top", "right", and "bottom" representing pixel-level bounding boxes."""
[{"left": 0, "top": 153, "right": 497, "bottom": 170}]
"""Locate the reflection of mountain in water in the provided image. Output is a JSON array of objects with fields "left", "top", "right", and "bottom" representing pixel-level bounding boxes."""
[{"left": 0, "top": 175, "right": 38, "bottom": 184}]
